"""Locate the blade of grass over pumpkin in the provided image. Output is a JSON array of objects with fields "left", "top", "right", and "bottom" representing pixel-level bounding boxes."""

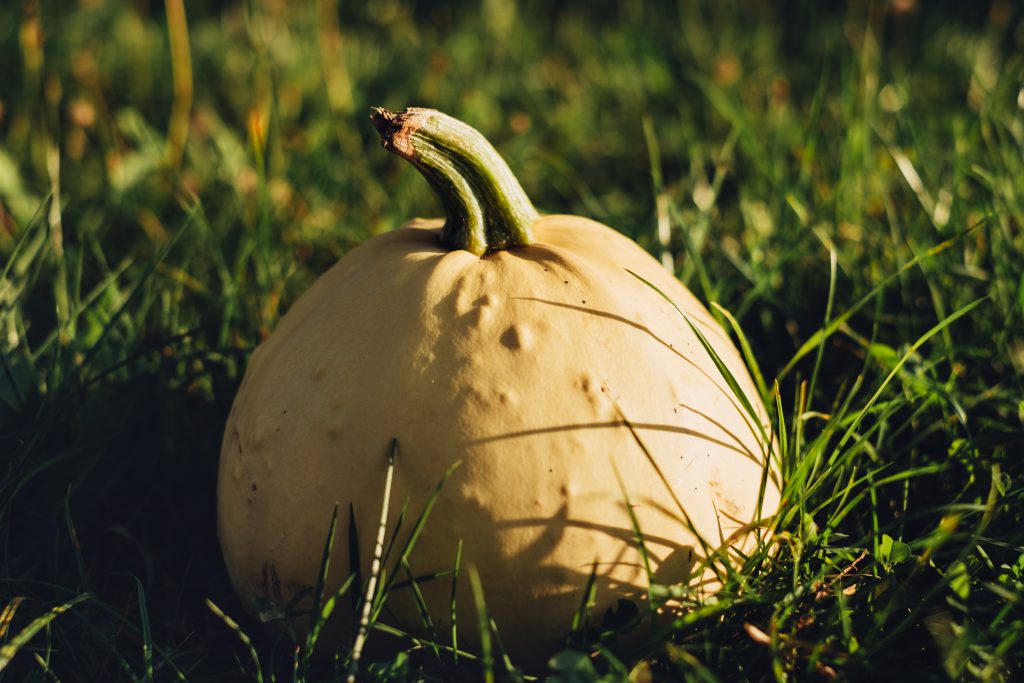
[
  {"left": 488, "top": 616, "right": 517, "bottom": 677},
  {"left": 377, "top": 500, "right": 408, "bottom": 591},
  {"left": 348, "top": 438, "right": 398, "bottom": 681},
  {"left": 205, "top": 598, "right": 264, "bottom": 683},
  {"left": 570, "top": 561, "right": 600, "bottom": 639},
  {"left": 306, "top": 573, "right": 355, "bottom": 663},
  {"left": 611, "top": 459, "right": 656, "bottom": 610},
  {"left": 710, "top": 301, "right": 769, "bottom": 405},
  {"left": 388, "top": 567, "right": 456, "bottom": 590},
  {"left": 369, "top": 622, "right": 484, "bottom": 666},
  {"left": 468, "top": 565, "right": 494, "bottom": 683},
  {"left": 347, "top": 503, "right": 362, "bottom": 624},
  {"left": 450, "top": 540, "right": 463, "bottom": 664},
  {"left": 772, "top": 381, "right": 788, "bottom": 480},
  {"left": 777, "top": 219, "right": 984, "bottom": 380},
  {"left": 301, "top": 503, "right": 338, "bottom": 670},
  {"left": 373, "top": 458, "right": 463, "bottom": 621},
  {"left": 753, "top": 448, "right": 774, "bottom": 548},
  {"left": 399, "top": 559, "right": 441, "bottom": 661},
  {"left": 626, "top": 269, "right": 769, "bottom": 455},
  {"left": 0, "top": 593, "right": 91, "bottom": 672},
  {"left": 617, "top": 411, "right": 722, "bottom": 586}
]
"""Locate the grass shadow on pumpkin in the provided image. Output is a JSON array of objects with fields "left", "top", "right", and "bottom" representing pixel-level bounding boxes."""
[
  {"left": 466, "top": 417, "right": 763, "bottom": 470},
  {"left": 516, "top": 296, "right": 768, "bottom": 455},
  {"left": 367, "top": 488, "right": 701, "bottom": 672},
  {"left": 256, "top": 433, "right": 737, "bottom": 676}
]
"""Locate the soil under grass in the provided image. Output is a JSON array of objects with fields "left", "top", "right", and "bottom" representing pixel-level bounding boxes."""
[{"left": 1, "top": 1, "right": 1022, "bottom": 680}]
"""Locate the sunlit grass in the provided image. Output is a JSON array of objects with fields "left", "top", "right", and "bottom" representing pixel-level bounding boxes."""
[{"left": 1, "top": 0, "right": 1022, "bottom": 680}]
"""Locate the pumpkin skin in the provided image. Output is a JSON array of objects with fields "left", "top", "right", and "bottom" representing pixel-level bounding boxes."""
[{"left": 217, "top": 212, "right": 779, "bottom": 668}]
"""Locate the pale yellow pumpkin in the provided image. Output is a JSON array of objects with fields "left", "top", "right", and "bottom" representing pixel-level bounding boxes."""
[{"left": 217, "top": 108, "right": 779, "bottom": 671}]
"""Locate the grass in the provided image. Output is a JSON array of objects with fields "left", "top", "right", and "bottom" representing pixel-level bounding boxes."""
[{"left": 1, "top": 0, "right": 1023, "bottom": 680}]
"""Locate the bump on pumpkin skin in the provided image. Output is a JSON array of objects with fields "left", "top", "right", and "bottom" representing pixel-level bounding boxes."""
[{"left": 217, "top": 214, "right": 780, "bottom": 671}]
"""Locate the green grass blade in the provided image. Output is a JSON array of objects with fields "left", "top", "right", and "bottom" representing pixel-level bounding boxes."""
[
  {"left": 63, "top": 488, "right": 85, "bottom": 589},
  {"left": 710, "top": 301, "right": 770, "bottom": 405},
  {"left": 450, "top": 539, "right": 462, "bottom": 664},
  {"left": 835, "top": 297, "right": 987, "bottom": 455},
  {"left": 626, "top": 268, "right": 769, "bottom": 455},
  {"left": 0, "top": 593, "right": 91, "bottom": 672},
  {"left": 348, "top": 438, "right": 398, "bottom": 681},
  {"left": 777, "top": 221, "right": 983, "bottom": 380},
  {"left": 205, "top": 599, "right": 264, "bottom": 683},
  {"left": 300, "top": 503, "right": 338, "bottom": 670},
  {"left": 569, "top": 562, "right": 599, "bottom": 640},
  {"left": 610, "top": 458, "right": 656, "bottom": 611},
  {"left": 132, "top": 577, "right": 153, "bottom": 682},
  {"left": 0, "top": 597, "right": 27, "bottom": 639},
  {"left": 468, "top": 565, "right": 494, "bottom": 683}
]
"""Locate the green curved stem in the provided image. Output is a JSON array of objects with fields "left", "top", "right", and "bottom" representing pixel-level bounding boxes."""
[{"left": 370, "top": 107, "right": 538, "bottom": 256}]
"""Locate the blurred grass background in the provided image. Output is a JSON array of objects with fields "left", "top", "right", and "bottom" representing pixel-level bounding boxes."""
[{"left": 1, "top": 0, "right": 1023, "bottom": 680}]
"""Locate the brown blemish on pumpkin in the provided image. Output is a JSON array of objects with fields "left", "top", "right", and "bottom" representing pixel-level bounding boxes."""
[
  {"left": 708, "top": 480, "right": 742, "bottom": 517},
  {"left": 500, "top": 324, "right": 532, "bottom": 351}
]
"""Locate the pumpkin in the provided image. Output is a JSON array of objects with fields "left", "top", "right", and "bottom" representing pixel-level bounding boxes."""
[{"left": 217, "top": 107, "right": 779, "bottom": 671}]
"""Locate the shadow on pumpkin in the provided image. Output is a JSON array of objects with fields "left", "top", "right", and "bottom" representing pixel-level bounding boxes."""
[
  {"left": 517, "top": 296, "right": 767, "bottom": 451},
  {"left": 356, "top": 488, "right": 700, "bottom": 673},
  {"left": 467, "top": 416, "right": 763, "bottom": 470}
]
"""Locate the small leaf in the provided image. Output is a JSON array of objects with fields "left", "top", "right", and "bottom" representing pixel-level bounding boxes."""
[
  {"left": 949, "top": 561, "right": 971, "bottom": 600},
  {"left": 878, "top": 533, "right": 913, "bottom": 568},
  {"left": 548, "top": 648, "right": 594, "bottom": 672}
]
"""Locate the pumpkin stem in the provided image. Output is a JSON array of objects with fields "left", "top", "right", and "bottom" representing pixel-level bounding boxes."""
[{"left": 370, "top": 107, "right": 538, "bottom": 256}]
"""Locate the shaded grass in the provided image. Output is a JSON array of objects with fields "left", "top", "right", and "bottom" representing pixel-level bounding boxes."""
[{"left": 1, "top": 0, "right": 1023, "bottom": 680}]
